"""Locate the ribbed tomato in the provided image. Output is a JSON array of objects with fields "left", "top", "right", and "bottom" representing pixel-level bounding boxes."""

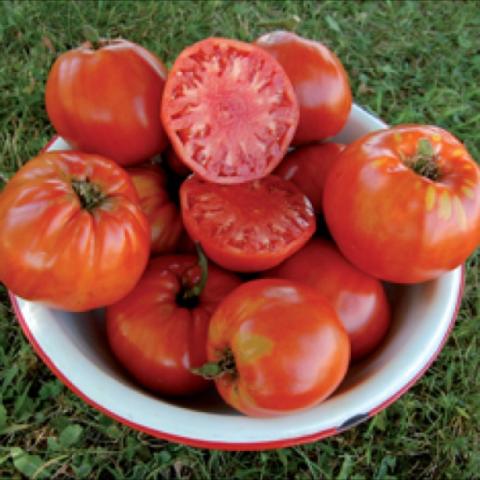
[
  {"left": 161, "top": 37, "right": 299, "bottom": 184},
  {"left": 180, "top": 175, "right": 316, "bottom": 272},
  {"left": 45, "top": 39, "right": 168, "bottom": 166},
  {"left": 324, "top": 125, "right": 480, "bottom": 283},
  {"left": 0, "top": 151, "right": 150, "bottom": 311},
  {"left": 106, "top": 253, "right": 241, "bottom": 396}
]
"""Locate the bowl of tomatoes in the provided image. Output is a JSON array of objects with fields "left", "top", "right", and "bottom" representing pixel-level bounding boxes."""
[
  {"left": 2, "top": 32, "right": 477, "bottom": 450},
  {"left": 8, "top": 102, "right": 465, "bottom": 449}
]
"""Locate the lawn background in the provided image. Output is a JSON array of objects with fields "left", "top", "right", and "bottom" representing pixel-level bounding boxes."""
[{"left": 0, "top": 0, "right": 479, "bottom": 478}]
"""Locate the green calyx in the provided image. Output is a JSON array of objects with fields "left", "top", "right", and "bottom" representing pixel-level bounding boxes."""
[
  {"left": 177, "top": 243, "right": 209, "bottom": 307},
  {"left": 72, "top": 179, "right": 106, "bottom": 211},
  {"left": 191, "top": 348, "right": 237, "bottom": 380},
  {"left": 407, "top": 138, "right": 440, "bottom": 181}
]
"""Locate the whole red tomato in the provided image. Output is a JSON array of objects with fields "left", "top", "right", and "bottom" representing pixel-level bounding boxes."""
[
  {"left": 275, "top": 142, "right": 345, "bottom": 213},
  {"left": 255, "top": 31, "right": 352, "bottom": 144},
  {"left": 198, "top": 279, "right": 350, "bottom": 416},
  {"left": 180, "top": 175, "right": 316, "bottom": 272},
  {"left": 324, "top": 125, "right": 480, "bottom": 283},
  {"left": 0, "top": 151, "right": 150, "bottom": 311},
  {"left": 161, "top": 37, "right": 299, "bottom": 184},
  {"left": 266, "top": 239, "right": 390, "bottom": 360},
  {"left": 127, "top": 164, "right": 183, "bottom": 254},
  {"left": 45, "top": 39, "right": 168, "bottom": 166},
  {"left": 106, "top": 252, "right": 241, "bottom": 396}
]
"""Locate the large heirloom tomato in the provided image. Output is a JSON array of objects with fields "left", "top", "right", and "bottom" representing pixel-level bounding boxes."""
[
  {"left": 161, "top": 37, "right": 299, "bottom": 184},
  {"left": 180, "top": 175, "right": 316, "bottom": 272},
  {"left": 199, "top": 279, "right": 350, "bottom": 416},
  {"left": 255, "top": 31, "right": 352, "bottom": 144},
  {"left": 0, "top": 151, "right": 150, "bottom": 311},
  {"left": 45, "top": 39, "right": 168, "bottom": 166},
  {"left": 106, "top": 253, "right": 241, "bottom": 396},
  {"left": 275, "top": 142, "right": 345, "bottom": 213},
  {"left": 324, "top": 125, "right": 480, "bottom": 283},
  {"left": 127, "top": 164, "right": 183, "bottom": 254},
  {"left": 267, "top": 239, "right": 390, "bottom": 360}
]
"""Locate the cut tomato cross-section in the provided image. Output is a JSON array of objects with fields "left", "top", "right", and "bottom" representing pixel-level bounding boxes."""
[
  {"left": 180, "top": 175, "right": 316, "bottom": 272},
  {"left": 161, "top": 38, "right": 299, "bottom": 184}
]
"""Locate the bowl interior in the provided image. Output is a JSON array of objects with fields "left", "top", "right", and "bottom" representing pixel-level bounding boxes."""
[{"left": 13, "top": 105, "right": 463, "bottom": 448}]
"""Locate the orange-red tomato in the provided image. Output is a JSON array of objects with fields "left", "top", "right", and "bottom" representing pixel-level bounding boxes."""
[
  {"left": 106, "top": 255, "right": 241, "bottom": 396},
  {"left": 0, "top": 151, "right": 150, "bottom": 311},
  {"left": 161, "top": 37, "right": 299, "bottom": 184},
  {"left": 180, "top": 175, "right": 316, "bottom": 272},
  {"left": 45, "top": 39, "right": 168, "bottom": 166},
  {"left": 255, "top": 31, "right": 352, "bottom": 144},
  {"left": 275, "top": 143, "right": 345, "bottom": 213},
  {"left": 266, "top": 239, "right": 390, "bottom": 360},
  {"left": 205, "top": 279, "right": 350, "bottom": 416},
  {"left": 127, "top": 164, "right": 183, "bottom": 254},
  {"left": 324, "top": 125, "right": 480, "bottom": 283}
]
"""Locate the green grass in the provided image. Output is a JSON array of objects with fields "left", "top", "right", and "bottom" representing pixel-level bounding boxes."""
[{"left": 0, "top": 0, "right": 479, "bottom": 478}]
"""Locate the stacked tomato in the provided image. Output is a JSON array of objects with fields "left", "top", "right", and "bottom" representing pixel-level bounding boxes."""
[{"left": 1, "top": 33, "right": 479, "bottom": 417}]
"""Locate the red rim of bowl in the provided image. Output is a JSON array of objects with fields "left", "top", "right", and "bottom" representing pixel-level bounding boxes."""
[{"left": 8, "top": 135, "right": 466, "bottom": 450}]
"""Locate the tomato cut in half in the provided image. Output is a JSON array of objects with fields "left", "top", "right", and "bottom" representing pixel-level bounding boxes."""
[
  {"left": 161, "top": 38, "right": 299, "bottom": 184},
  {"left": 180, "top": 175, "right": 316, "bottom": 272}
]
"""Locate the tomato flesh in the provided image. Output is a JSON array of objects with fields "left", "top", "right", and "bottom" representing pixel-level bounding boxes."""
[
  {"left": 180, "top": 175, "right": 316, "bottom": 271},
  {"left": 162, "top": 38, "right": 299, "bottom": 184}
]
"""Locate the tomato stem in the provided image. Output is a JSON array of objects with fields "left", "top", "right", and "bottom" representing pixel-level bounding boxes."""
[
  {"left": 407, "top": 138, "right": 440, "bottom": 181},
  {"left": 178, "top": 243, "right": 209, "bottom": 306},
  {"left": 72, "top": 179, "right": 106, "bottom": 211},
  {"left": 191, "top": 348, "right": 237, "bottom": 379}
]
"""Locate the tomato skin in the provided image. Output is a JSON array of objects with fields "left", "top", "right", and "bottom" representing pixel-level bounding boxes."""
[
  {"left": 0, "top": 151, "right": 150, "bottom": 311},
  {"left": 45, "top": 39, "right": 168, "bottom": 166},
  {"left": 266, "top": 239, "right": 390, "bottom": 360},
  {"left": 180, "top": 175, "right": 316, "bottom": 272},
  {"left": 324, "top": 125, "right": 480, "bottom": 283},
  {"left": 255, "top": 31, "right": 352, "bottom": 144},
  {"left": 127, "top": 164, "right": 183, "bottom": 254},
  {"left": 207, "top": 279, "right": 350, "bottom": 416},
  {"left": 106, "top": 255, "right": 241, "bottom": 396},
  {"left": 161, "top": 37, "right": 299, "bottom": 184},
  {"left": 275, "top": 143, "right": 345, "bottom": 213}
]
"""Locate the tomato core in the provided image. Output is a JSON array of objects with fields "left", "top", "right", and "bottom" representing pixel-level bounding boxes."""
[{"left": 71, "top": 179, "right": 105, "bottom": 211}]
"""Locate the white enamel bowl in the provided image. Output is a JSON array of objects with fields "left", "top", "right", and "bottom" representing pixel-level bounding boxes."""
[{"left": 10, "top": 105, "right": 464, "bottom": 450}]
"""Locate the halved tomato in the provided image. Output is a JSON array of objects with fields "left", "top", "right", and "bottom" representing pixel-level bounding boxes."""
[
  {"left": 161, "top": 37, "right": 299, "bottom": 184},
  {"left": 180, "top": 175, "right": 316, "bottom": 272}
]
